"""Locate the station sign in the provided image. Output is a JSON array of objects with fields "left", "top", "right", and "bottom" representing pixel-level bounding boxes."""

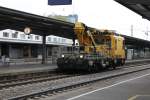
[{"left": 48, "top": 0, "right": 72, "bottom": 5}]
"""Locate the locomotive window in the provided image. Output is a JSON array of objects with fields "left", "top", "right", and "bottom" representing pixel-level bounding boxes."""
[
  {"left": 115, "top": 39, "right": 117, "bottom": 50},
  {"left": 122, "top": 40, "right": 125, "bottom": 49},
  {"left": 80, "top": 46, "right": 84, "bottom": 51},
  {"left": 94, "top": 38, "right": 104, "bottom": 44},
  {"left": 105, "top": 39, "right": 111, "bottom": 48}
]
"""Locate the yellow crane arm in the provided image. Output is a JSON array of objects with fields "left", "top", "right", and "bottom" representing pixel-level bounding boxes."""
[{"left": 74, "top": 22, "right": 97, "bottom": 47}]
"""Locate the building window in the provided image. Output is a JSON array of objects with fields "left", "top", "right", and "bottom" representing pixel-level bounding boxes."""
[
  {"left": 62, "top": 39, "right": 66, "bottom": 43},
  {"left": 53, "top": 38, "right": 57, "bottom": 43},
  {"left": 48, "top": 37, "right": 51, "bottom": 42},
  {"left": 58, "top": 38, "right": 61, "bottom": 43},
  {"left": 28, "top": 34, "right": 33, "bottom": 40},
  {"left": 47, "top": 48, "right": 52, "bottom": 56},
  {"left": 3, "top": 32, "right": 9, "bottom": 37},
  {"left": 35, "top": 36, "right": 40, "bottom": 40},
  {"left": 12, "top": 32, "right": 18, "bottom": 38},
  {"left": 20, "top": 34, "right": 25, "bottom": 39}
]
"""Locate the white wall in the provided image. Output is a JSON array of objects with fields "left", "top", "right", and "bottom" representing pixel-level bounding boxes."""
[{"left": 0, "top": 29, "right": 73, "bottom": 46}]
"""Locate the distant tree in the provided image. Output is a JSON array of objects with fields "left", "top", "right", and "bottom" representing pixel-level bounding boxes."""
[{"left": 48, "top": 14, "right": 78, "bottom": 23}]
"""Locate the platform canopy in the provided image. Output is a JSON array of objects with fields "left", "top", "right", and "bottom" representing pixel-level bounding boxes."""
[
  {"left": 115, "top": 0, "right": 150, "bottom": 21},
  {"left": 0, "top": 6, "right": 74, "bottom": 39},
  {"left": 0, "top": 6, "right": 150, "bottom": 47}
]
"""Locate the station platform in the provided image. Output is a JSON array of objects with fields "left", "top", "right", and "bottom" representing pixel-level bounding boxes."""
[
  {"left": 0, "top": 58, "right": 149, "bottom": 76},
  {"left": 125, "top": 58, "right": 150, "bottom": 63},
  {"left": 66, "top": 71, "right": 150, "bottom": 100},
  {"left": 0, "top": 63, "right": 57, "bottom": 76}
]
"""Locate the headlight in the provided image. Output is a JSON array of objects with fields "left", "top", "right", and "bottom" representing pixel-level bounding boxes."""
[
  {"left": 80, "top": 55, "right": 83, "bottom": 58},
  {"left": 61, "top": 54, "right": 65, "bottom": 58}
]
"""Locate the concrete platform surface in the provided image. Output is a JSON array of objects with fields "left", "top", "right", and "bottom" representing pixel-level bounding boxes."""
[
  {"left": 125, "top": 58, "right": 150, "bottom": 63},
  {"left": 0, "top": 64, "right": 57, "bottom": 76},
  {"left": 66, "top": 72, "right": 150, "bottom": 100},
  {"left": 0, "top": 58, "right": 149, "bottom": 76}
]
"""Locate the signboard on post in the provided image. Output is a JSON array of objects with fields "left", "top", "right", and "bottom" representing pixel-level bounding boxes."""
[{"left": 48, "top": 0, "right": 72, "bottom": 5}]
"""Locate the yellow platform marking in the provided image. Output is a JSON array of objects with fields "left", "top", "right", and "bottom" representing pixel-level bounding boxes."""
[
  {"left": 128, "top": 95, "right": 139, "bottom": 100},
  {"left": 128, "top": 95, "right": 150, "bottom": 100}
]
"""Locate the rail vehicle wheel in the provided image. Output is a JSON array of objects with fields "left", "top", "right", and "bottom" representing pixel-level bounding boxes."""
[
  {"left": 87, "top": 65, "right": 92, "bottom": 72},
  {"left": 114, "top": 59, "right": 117, "bottom": 65},
  {"left": 91, "top": 64, "right": 97, "bottom": 72},
  {"left": 112, "top": 59, "right": 117, "bottom": 69},
  {"left": 121, "top": 59, "right": 125, "bottom": 65},
  {"left": 94, "top": 60, "right": 100, "bottom": 71},
  {"left": 107, "top": 60, "right": 113, "bottom": 69},
  {"left": 94, "top": 63, "right": 99, "bottom": 72},
  {"left": 112, "top": 65, "right": 116, "bottom": 69},
  {"left": 57, "top": 58, "right": 64, "bottom": 69}
]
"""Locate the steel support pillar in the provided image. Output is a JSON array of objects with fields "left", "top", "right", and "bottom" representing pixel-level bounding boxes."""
[
  {"left": 72, "top": 38, "right": 75, "bottom": 52},
  {"left": 42, "top": 35, "right": 46, "bottom": 64},
  {"left": 72, "top": 38, "right": 75, "bottom": 46}
]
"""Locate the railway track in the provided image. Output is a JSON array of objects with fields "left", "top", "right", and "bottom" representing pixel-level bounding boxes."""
[
  {"left": 0, "top": 69, "right": 58, "bottom": 83},
  {"left": 0, "top": 62, "right": 149, "bottom": 90},
  {"left": 4, "top": 62, "right": 150, "bottom": 100},
  {"left": 0, "top": 74, "right": 77, "bottom": 89}
]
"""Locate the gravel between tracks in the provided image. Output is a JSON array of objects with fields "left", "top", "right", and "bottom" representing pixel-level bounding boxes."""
[{"left": 0, "top": 64, "right": 150, "bottom": 99}]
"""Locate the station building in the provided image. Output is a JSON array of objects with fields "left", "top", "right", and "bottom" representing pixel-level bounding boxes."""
[
  {"left": 0, "top": 14, "right": 78, "bottom": 65},
  {"left": 0, "top": 29, "right": 73, "bottom": 64}
]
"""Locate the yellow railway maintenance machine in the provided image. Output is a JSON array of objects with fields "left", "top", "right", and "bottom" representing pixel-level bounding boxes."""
[{"left": 57, "top": 22, "right": 125, "bottom": 71}]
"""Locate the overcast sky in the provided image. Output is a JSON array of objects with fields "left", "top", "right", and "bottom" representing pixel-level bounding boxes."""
[{"left": 0, "top": 0, "right": 150, "bottom": 40}]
